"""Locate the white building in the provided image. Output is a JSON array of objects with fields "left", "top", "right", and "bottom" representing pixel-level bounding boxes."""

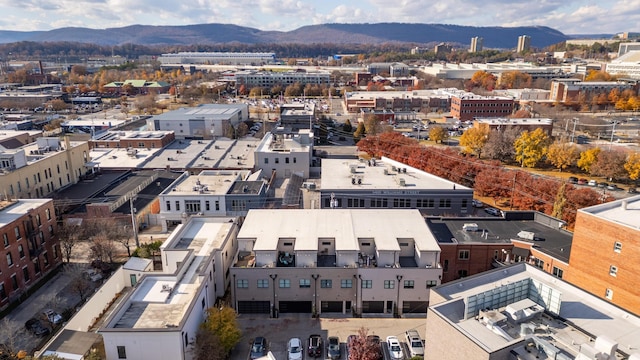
[
  {"left": 254, "top": 130, "right": 313, "bottom": 179},
  {"left": 231, "top": 209, "right": 442, "bottom": 316},
  {"left": 158, "top": 52, "right": 276, "bottom": 66},
  {"left": 230, "top": 70, "right": 330, "bottom": 89},
  {"left": 99, "top": 216, "right": 239, "bottom": 360},
  {"left": 147, "top": 104, "right": 249, "bottom": 139},
  {"left": 320, "top": 157, "right": 474, "bottom": 216},
  {"left": 606, "top": 51, "right": 640, "bottom": 79},
  {"left": 158, "top": 170, "right": 267, "bottom": 231}
]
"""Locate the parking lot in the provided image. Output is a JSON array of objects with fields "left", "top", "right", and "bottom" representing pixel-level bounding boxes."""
[{"left": 231, "top": 314, "right": 425, "bottom": 360}]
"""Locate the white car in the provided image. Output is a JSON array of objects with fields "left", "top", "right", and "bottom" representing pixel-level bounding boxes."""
[
  {"left": 472, "top": 199, "right": 484, "bottom": 208},
  {"left": 288, "top": 337, "right": 303, "bottom": 360},
  {"left": 42, "top": 309, "right": 63, "bottom": 325},
  {"left": 386, "top": 336, "right": 403, "bottom": 360}
]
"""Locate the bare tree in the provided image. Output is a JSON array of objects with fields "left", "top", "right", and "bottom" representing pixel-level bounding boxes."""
[
  {"left": 483, "top": 127, "right": 519, "bottom": 161},
  {"left": 64, "top": 263, "right": 92, "bottom": 303},
  {"left": 0, "top": 318, "right": 27, "bottom": 357},
  {"left": 57, "top": 220, "right": 83, "bottom": 263},
  {"left": 192, "top": 327, "right": 225, "bottom": 360}
]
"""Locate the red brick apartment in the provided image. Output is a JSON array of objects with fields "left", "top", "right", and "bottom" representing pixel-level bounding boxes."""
[
  {"left": 0, "top": 199, "right": 61, "bottom": 310},
  {"left": 450, "top": 94, "right": 514, "bottom": 121},
  {"left": 565, "top": 195, "right": 640, "bottom": 315}
]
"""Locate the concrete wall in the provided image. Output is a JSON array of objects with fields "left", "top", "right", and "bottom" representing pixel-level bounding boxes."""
[
  {"left": 425, "top": 308, "right": 491, "bottom": 360},
  {"left": 103, "top": 330, "right": 182, "bottom": 360}
]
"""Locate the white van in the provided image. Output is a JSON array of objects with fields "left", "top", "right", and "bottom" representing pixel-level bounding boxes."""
[{"left": 405, "top": 330, "right": 424, "bottom": 357}]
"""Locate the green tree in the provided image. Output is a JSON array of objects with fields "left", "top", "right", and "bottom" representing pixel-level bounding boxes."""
[
  {"left": 546, "top": 141, "right": 580, "bottom": 171},
  {"left": 200, "top": 305, "right": 241, "bottom": 357},
  {"left": 429, "top": 127, "right": 448, "bottom": 144},
  {"left": 577, "top": 147, "right": 601, "bottom": 173},
  {"left": 513, "top": 128, "right": 550, "bottom": 168},
  {"left": 459, "top": 125, "right": 490, "bottom": 158},
  {"left": 624, "top": 152, "right": 640, "bottom": 181}
]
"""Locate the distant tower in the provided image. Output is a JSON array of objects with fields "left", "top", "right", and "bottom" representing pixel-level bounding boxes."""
[
  {"left": 470, "top": 37, "right": 483, "bottom": 52},
  {"left": 517, "top": 35, "right": 531, "bottom": 53}
]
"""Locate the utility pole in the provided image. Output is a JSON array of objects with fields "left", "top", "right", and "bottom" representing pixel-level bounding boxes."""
[
  {"left": 570, "top": 118, "right": 578, "bottom": 143},
  {"left": 609, "top": 121, "right": 616, "bottom": 151},
  {"left": 510, "top": 172, "right": 517, "bottom": 210},
  {"left": 129, "top": 196, "right": 139, "bottom": 248}
]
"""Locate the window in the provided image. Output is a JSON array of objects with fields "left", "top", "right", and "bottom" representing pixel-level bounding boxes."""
[
  {"left": 534, "top": 258, "right": 544, "bottom": 269},
  {"left": 426, "top": 280, "right": 438, "bottom": 288},
  {"left": 185, "top": 200, "right": 201, "bottom": 213},
  {"left": 404, "top": 280, "right": 415, "bottom": 289},
  {"left": 166, "top": 201, "right": 171, "bottom": 211},
  {"left": 341, "top": 279, "right": 352, "bottom": 288},
  {"left": 48, "top": 225, "right": 54, "bottom": 236},
  {"left": 43, "top": 253, "right": 49, "bottom": 267},
  {"left": 18, "top": 245, "right": 24, "bottom": 259},
  {"left": 257, "top": 279, "right": 269, "bottom": 288},
  {"left": 605, "top": 288, "right": 613, "bottom": 300},
  {"left": 285, "top": 157, "right": 289, "bottom": 164},
  {"left": 384, "top": 280, "right": 395, "bottom": 289},
  {"left": 458, "top": 250, "right": 470, "bottom": 260},
  {"left": 14, "top": 227, "right": 21, "bottom": 240},
  {"left": 6, "top": 252, "right": 13, "bottom": 266},
  {"left": 614, "top": 242, "right": 622, "bottom": 253},
  {"left": 457, "top": 270, "right": 468, "bottom": 278},
  {"left": 231, "top": 200, "right": 247, "bottom": 211},
  {"left": 393, "top": 198, "right": 411, "bottom": 208},
  {"left": 275, "top": 158, "right": 279, "bottom": 164},
  {"left": 0, "top": 283, "right": 6, "bottom": 300},
  {"left": 371, "top": 198, "right": 388, "bottom": 208},
  {"left": 237, "top": 279, "right": 249, "bottom": 288},
  {"left": 215, "top": 201, "right": 220, "bottom": 211},
  {"left": 293, "top": 157, "right": 297, "bottom": 163},
  {"left": 205, "top": 201, "right": 210, "bottom": 211},
  {"left": 175, "top": 201, "right": 180, "bottom": 211},
  {"left": 461, "top": 199, "right": 468, "bottom": 209},
  {"left": 552, "top": 267, "right": 564, "bottom": 279},
  {"left": 443, "top": 259, "right": 449, "bottom": 272},
  {"left": 362, "top": 280, "right": 372, "bottom": 288},
  {"left": 10, "top": 275, "right": 18, "bottom": 290},
  {"left": 299, "top": 279, "right": 311, "bottom": 288},
  {"left": 264, "top": 158, "right": 269, "bottom": 164},
  {"left": 347, "top": 198, "right": 365, "bottom": 208},
  {"left": 439, "top": 199, "right": 451, "bottom": 208},
  {"left": 117, "top": 346, "right": 127, "bottom": 359},
  {"left": 416, "top": 199, "right": 434, "bottom": 208},
  {"left": 320, "top": 279, "right": 332, "bottom": 288},
  {"left": 39, "top": 231, "right": 44, "bottom": 245},
  {"left": 34, "top": 260, "right": 40, "bottom": 274},
  {"left": 279, "top": 279, "right": 290, "bottom": 288},
  {"left": 609, "top": 265, "right": 618, "bottom": 277},
  {"left": 2, "top": 233, "right": 7, "bottom": 247},
  {"left": 53, "top": 245, "right": 59, "bottom": 259},
  {"left": 22, "top": 267, "right": 30, "bottom": 282},
  {"left": 35, "top": 214, "right": 41, "bottom": 226}
]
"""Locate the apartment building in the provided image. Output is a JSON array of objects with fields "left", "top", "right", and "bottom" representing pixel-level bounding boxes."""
[
  {"left": 158, "top": 170, "right": 267, "bottom": 231},
  {"left": 517, "top": 35, "right": 531, "bottom": 52},
  {"left": 565, "top": 195, "right": 640, "bottom": 316},
  {"left": 450, "top": 92, "right": 514, "bottom": 121},
  {"left": 343, "top": 89, "right": 451, "bottom": 114},
  {"left": 425, "top": 263, "right": 640, "bottom": 360},
  {"left": 470, "top": 37, "right": 483, "bottom": 53},
  {"left": 99, "top": 216, "right": 239, "bottom": 360},
  {"left": 230, "top": 209, "right": 442, "bottom": 317},
  {"left": 0, "top": 199, "right": 60, "bottom": 311},
  {"left": 254, "top": 130, "right": 313, "bottom": 179},
  {"left": 320, "top": 157, "right": 473, "bottom": 216},
  {"left": 230, "top": 70, "right": 330, "bottom": 89},
  {"left": 0, "top": 137, "right": 90, "bottom": 199}
]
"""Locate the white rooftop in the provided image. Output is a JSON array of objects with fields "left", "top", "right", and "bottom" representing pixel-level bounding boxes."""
[
  {"left": 142, "top": 139, "right": 212, "bottom": 169},
  {"left": 161, "top": 170, "right": 248, "bottom": 196},
  {"left": 321, "top": 156, "right": 471, "bottom": 191},
  {"left": 0, "top": 199, "right": 51, "bottom": 227},
  {"left": 579, "top": 194, "right": 640, "bottom": 230},
  {"left": 474, "top": 117, "right": 553, "bottom": 126},
  {"left": 240, "top": 209, "right": 440, "bottom": 252},
  {"left": 88, "top": 147, "right": 161, "bottom": 169}
]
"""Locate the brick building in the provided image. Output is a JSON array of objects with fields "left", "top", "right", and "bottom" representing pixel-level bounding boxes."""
[
  {"left": 450, "top": 93, "right": 514, "bottom": 121},
  {"left": 549, "top": 78, "right": 639, "bottom": 103},
  {"left": 565, "top": 195, "right": 640, "bottom": 316},
  {"left": 0, "top": 199, "right": 60, "bottom": 311}
]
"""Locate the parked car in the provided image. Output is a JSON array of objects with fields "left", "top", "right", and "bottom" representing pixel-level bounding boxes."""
[
  {"left": 568, "top": 176, "right": 578, "bottom": 184},
  {"left": 484, "top": 207, "right": 501, "bottom": 216},
  {"left": 577, "top": 178, "right": 588, "bottom": 185},
  {"left": 287, "top": 338, "right": 303, "bottom": 360},
  {"left": 250, "top": 336, "right": 268, "bottom": 360},
  {"left": 472, "top": 199, "right": 484, "bottom": 208},
  {"left": 386, "top": 336, "right": 403, "bottom": 360},
  {"left": 405, "top": 330, "right": 424, "bottom": 357},
  {"left": 588, "top": 180, "right": 598, "bottom": 186},
  {"left": 308, "top": 335, "right": 323, "bottom": 357},
  {"left": 42, "top": 309, "right": 63, "bottom": 325},
  {"left": 598, "top": 182, "right": 608, "bottom": 188},
  {"left": 629, "top": 187, "right": 638, "bottom": 194},
  {"left": 25, "top": 318, "right": 50, "bottom": 337},
  {"left": 328, "top": 336, "right": 341, "bottom": 360},
  {"left": 367, "top": 335, "right": 383, "bottom": 360},
  {"left": 607, "top": 184, "right": 621, "bottom": 191}
]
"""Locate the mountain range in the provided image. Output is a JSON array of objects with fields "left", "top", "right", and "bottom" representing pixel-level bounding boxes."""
[{"left": 0, "top": 23, "right": 569, "bottom": 48}]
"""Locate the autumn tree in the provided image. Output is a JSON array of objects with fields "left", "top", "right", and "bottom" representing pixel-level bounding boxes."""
[
  {"left": 513, "top": 128, "right": 550, "bottom": 168},
  {"left": 590, "top": 150, "right": 628, "bottom": 181},
  {"left": 624, "top": 152, "right": 640, "bottom": 181},
  {"left": 467, "top": 71, "right": 497, "bottom": 91},
  {"left": 577, "top": 147, "right": 601, "bottom": 174},
  {"left": 459, "top": 125, "right": 490, "bottom": 158},
  {"left": 354, "top": 122, "right": 366, "bottom": 142},
  {"left": 429, "top": 127, "right": 448, "bottom": 144},
  {"left": 551, "top": 183, "right": 567, "bottom": 220},
  {"left": 546, "top": 141, "right": 580, "bottom": 171},
  {"left": 199, "top": 305, "right": 241, "bottom": 357},
  {"left": 584, "top": 70, "right": 615, "bottom": 82},
  {"left": 363, "top": 114, "right": 386, "bottom": 136},
  {"left": 499, "top": 71, "right": 532, "bottom": 89},
  {"left": 193, "top": 327, "right": 225, "bottom": 360},
  {"left": 347, "top": 327, "right": 381, "bottom": 360}
]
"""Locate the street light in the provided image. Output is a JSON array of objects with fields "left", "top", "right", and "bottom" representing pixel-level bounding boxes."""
[
  {"left": 269, "top": 274, "right": 278, "bottom": 318},
  {"left": 311, "top": 274, "right": 320, "bottom": 317},
  {"left": 395, "top": 275, "right": 403, "bottom": 318}
]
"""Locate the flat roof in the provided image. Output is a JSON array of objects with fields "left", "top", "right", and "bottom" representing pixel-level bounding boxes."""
[
  {"left": 89, "top": 147, "right": 162, "bottom": 169},
  {"left": 92, "top": 130, "right": 172, "bottom": 141},
  {"left": 321, "top": 157, "right": 471, "bottom": 192},
  {"left": 474, "top": 117, "right": 553, "bottom": 126},
  {"left": 151, "top": 104, "right": 247, "bottom": 122},
  {"left": 161, "top": 170, "right": 247, "bottom": 196},
  {"left": 142, "top": 139, "right": 212, "bottom": 169},
  {"left": 255, "top": 132, "right": 312, "bottom": 154},
  {"left": 106, "top": 217, "right": 234, "bottom": 329},
  {"left": 240, "top": 209, "right": 440, "bottom": 252},
  {"left": 0, "top": 199, "right": 51, "bottom": 227},
  {"left": 427, "top": 213, "right": 573, "bottom": 262},
  {"left": 579, "top": 194, "right": 640, "bottom": 230},
  {"left": 430, "top": 263, "right": 640, "bottom": 357}
]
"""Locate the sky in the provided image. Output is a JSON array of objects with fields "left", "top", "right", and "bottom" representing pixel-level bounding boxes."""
[{"left": 0, "top": 0, "right": 635, "bottom": 35}]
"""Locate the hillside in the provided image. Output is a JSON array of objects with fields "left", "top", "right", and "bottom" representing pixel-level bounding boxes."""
[{"left": 0, "top": 23, "right": 567, "bottom": 48}]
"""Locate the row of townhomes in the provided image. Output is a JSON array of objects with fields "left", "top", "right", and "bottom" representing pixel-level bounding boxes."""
[{"left": 1, "top": 101, "right": 639, "bottom": 360}]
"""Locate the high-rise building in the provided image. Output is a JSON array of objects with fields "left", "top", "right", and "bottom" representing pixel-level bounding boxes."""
[
  {"left": 469, "top": 37, "right": 483, "bottom": 52},
  {"left": 517, "top": 35, "right": 531, "bottom": 52}
]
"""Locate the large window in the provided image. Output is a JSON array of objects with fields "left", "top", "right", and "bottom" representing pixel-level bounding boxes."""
[
  {"left": 426, "top": 280, "right": 438, "bottom": 288},
  {"left": 22, "top": 267, "right": 30, "bottom": 282},
  {"left": 185, "top": 200, "right": 201, "bottom": 213},
  {"left": 231, "top": 200, "right": 247, "bottom": 211},
  {"left": 117, "top": 346, "right": 127, "bottom": 359},
  {"left": 237, "top": 279, "right": 249, "bottom": 288},
  {"left": 393, "top": 198, "right": 411, "bottom": 208},
  {"left": 384, "top": 280, "right": 395, "bottom": 289},
  {"left": 341, "top": 279, "right": 352, "bottom": 288},
  {"left": 362, "top": 280, "right": 372, "bottom": 289},
  {"left": 439, "top": 199, "right": 451, "bottom": 208},
  {"left": 299, "top": 279, "right": 310, "bottom": 288},
  {"left": 371, "top": 198, "right": 388, "bottom": 208},
  {"left": 458, "top": 250, "right": 470, "bottom": 260},
  {"left": 416, "top": 199, "right": 434, "bottom": 208},
  {"left": 18, "top": 245, "right": 24, "bottom": 259},
  {"left": 279, "top": 279, "right": 291, "bottom": 288},
  {"left": 320, "top": 279, "right": 332, "bottom": 288},
  {"left": 404, "top": 280, "right": 415, "bottom": 289},
  {"left": 14, "top": 227, "right": 21, "bottom": 240},
  {"left": 552, "top": 267, "right": 564, "bottom": 279},
  {"left": 347, "top": 198, "right": 365, "bottom": 208},
  {"left": 257, "top": 279, "right": 269, "bottom": 288}
]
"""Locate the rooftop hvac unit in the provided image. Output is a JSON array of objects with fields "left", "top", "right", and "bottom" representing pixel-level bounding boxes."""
[{"left": 398, "top": 178, "right": 406, "bottom": 186}]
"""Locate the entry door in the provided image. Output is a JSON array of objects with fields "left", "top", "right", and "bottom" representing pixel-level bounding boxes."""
[{"left": 130, "top": 274, "right": 137, "bottom": 286}]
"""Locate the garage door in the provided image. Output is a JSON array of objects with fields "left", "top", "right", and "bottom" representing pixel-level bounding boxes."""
[
  {"left": 402, "top": 301, "right": 428, "bottom": 314},
  {"left": 279, "top": 301, "right": 312, "bottom": 313},
  {"left": 321, "top": 301, "right": 343, "bottom": 313},
  {"left": 362, "top": 301, "right": 385, "bottom": 313},
  {"left": 237, "top": 301, "right": 270, "bottom": 314}
]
